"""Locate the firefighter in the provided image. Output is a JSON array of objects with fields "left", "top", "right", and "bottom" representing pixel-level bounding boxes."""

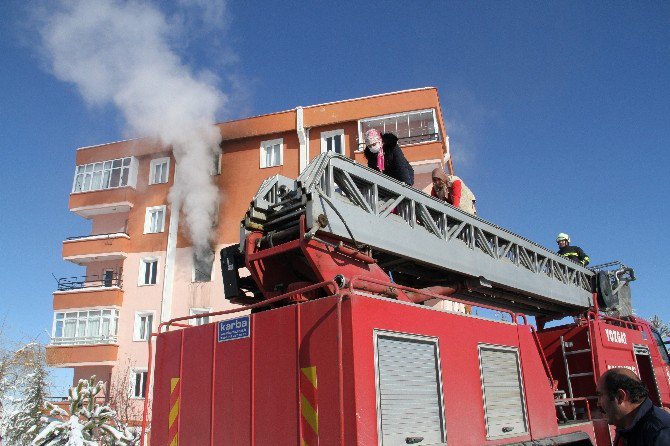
[{"left": 556, "top": 233, "right": 590, "bottom": 266}]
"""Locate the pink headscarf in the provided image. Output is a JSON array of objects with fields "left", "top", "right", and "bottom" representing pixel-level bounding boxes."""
[{"left": 364, "top": 129, "right": 385, "bottom": 172}]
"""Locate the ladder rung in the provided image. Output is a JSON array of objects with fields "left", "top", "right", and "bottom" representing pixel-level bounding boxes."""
[
  {"left": 565, "top": 349, "right": 591, "bottom": 355},
  {"left": 569, "top": 372, "right": 594, "bottom": 378}
]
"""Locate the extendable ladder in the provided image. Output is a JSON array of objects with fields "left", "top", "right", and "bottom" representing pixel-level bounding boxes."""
[{"left": 243, "top": 152, "right": 595, "bottom": 316}]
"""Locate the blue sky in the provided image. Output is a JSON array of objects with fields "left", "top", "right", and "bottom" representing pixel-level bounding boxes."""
[{"left": 0, "top": 1, "right": 668, "bottom": 389}]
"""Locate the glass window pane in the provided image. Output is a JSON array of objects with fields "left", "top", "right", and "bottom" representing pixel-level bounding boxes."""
[
  {"left": 113, "top": 159, "right": 122, "bottom": 168},
  {"left": 120, "top": 167, "right": 129, "bottom": 186},
  {"left": 103, "top": 161, "right": 112, "bottom": 169},
  {"left": 82, "top": 174, "right": 92, "bottom": 191},
  {"left": 102, "top": 319, "right": 111, "bottom": 337},
  {"left": 87, "top": 319, "right": 100, "bottom": 337},
  {"left": 110, "top": 168, "right": 121, "bottom": 187},
  {"left": 56, "top": 313, "right": 64, "bottom": 320},
  {"left": 334, "top": 135, "right": 342, "bottom": 154},
  {"left": 55, "top": 321, "right": 63, "bottom": 338},
  {"left": 64, "top": 320, "right": 76, "bottom": 338},
  {"left": 77, "top": 320, "right": 86, "bottom": 338},
  {"left": 123, "top": 157, "right": 131, "bottom": 166}
]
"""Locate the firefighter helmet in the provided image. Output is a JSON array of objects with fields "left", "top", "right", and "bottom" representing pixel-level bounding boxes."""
[{"left": 556, "top": 233, "right": 570, "bottom": 243}]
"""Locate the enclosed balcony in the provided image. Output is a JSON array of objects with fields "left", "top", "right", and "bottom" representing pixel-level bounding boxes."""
[
  {"left": 69, "top": 156, "right": 138, "bottom": 218},
  {"left": 62, "top": 232, "right": 129, "bottom": 265},
  {"left": 47, "top": 308, "right": 120, "bottom": 366},
  {"left": 53, "top": 273, "right": 124, "bottom": 310}
]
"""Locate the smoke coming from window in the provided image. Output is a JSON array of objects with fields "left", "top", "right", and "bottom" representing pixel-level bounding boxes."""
[{"left": 38, "top": 0, "right": 228, "bottom": 258}]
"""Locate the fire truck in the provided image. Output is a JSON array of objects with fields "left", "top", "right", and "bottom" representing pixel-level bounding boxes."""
[{"left": 144, "top": 152, "right": 670, "bottom": 445}]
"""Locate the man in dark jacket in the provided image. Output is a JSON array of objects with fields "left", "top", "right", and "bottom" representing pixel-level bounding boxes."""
[
  {"left": 596, "top": 368, "right": 670, "bottom": 445},
  {"left": 363, "top": 130, "right": 414, "bottom": 185},
  {"left": 556, "top": 233, "right": 590, "bottom": 266}
]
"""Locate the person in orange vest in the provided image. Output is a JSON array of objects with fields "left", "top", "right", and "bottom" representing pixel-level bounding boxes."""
[{"left": 430, "top": 168, "right": 476, "bottom": 215}]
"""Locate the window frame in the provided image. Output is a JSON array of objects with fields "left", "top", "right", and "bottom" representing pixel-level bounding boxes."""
[
  {"left": 320, "top": 129, "right": 345, "bottom": 155},
  {"left": 260, "top": 138, "right": 284, "bottom": 168},
  {"left": 189, "top": 308, "right": 213, "bottom": 326},
  {"left": 72, "top": 156, "right": 136, "bottom": 193},
  {"left": 357, "top": 109, "right": 439, "bottom": 151},
  {"left": 192, "top": 250, "right": 215, "bottom": 283},
  {"left": 51, "top": 309, "right": 120, "bottom": 345},
  {"left": 138, "top": 257, "right": 159, "bottom": 286},
  {"left": 133, "top": 311, "right": 155, "bottom": 342},
  {"left": 144, "top": 205, "right": 167, "bottom": 234},
  {"left": 149, "top": 157, "right": 170, "bottom": 185},
  {"left": 130, "top": 368, "right": 149, "bottom": 399},
  {"left": 210, "top": 153, "right": 222, "bottom": 176}
]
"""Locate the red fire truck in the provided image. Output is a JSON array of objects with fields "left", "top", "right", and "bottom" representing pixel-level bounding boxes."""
[{"left": 144, "top": 153, "right": 670, "bottom": 445}]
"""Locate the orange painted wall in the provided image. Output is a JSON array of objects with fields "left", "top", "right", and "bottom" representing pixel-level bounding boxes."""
[
  {"left": 53, "top": 289, "right": 124, "bottom": 310},
  {"left": 46, "top": 344, "right": 119, "bottom": 365},
  {"left": 62, "top": 237, "right": 130, "bottom": 258}
]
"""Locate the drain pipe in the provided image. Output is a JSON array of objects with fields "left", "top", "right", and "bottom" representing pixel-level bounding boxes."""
[{"left": 297, "top": 106, "right": 309, "bottom": 173}]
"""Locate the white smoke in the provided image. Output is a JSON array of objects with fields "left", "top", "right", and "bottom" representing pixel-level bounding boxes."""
[{"left": 39, "top": 0, "right": 227, "bottom": 256}]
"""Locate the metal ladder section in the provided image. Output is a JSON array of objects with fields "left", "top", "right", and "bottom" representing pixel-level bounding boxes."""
[
  {"left": 243, "top": 152, "right": 595, "bottom": 316},
  {"left": 560, "top": 332, "right": 596, "bottom": 419}
]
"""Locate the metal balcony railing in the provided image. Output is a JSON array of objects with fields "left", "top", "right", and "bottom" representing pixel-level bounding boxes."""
[
  {"left": 50, "top": 334, "right": 118, "bottom": 346},
  {"left": 57, "top": 273, "right": 122, "bottom": 291},
  {"left": 65, "top": 232, "right": 129, "bottom": 241}
]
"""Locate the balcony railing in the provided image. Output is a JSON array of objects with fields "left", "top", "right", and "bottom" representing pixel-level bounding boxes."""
[
  {"left": 50, "top": 335, "right": 118, "bottom": 346},
  {"left": 65, "top": 232, "right": 129, "bottom": 242},
  {"left": 57, "top": 273, "right": 122, "bottom": 291}
]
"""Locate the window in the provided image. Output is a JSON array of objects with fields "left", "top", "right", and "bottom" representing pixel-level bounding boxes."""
[
  {"left": 192, "top": 250, "right": 214, "bottom": 282},
  {"left": 51, "top": 309, "right": 119, "bottom": 345},
  {"left": 72, "top": 157, "right": 136, "bottom": 193},
  {"left": 131, "top": 369, "right": 148, "bottom": 399},
  {"left": 149, "top": 157, "right": 170, "bottom": 184},
  {"left": 139, "top": 258, "right": 159, "bottom": 285},
  {"left": 144, "top": 206, "right": 166, "bottom": 233},
  {"left": 134, "top": 312, "right": 154, "bottom": 341},
  {"left": 189, "top": 308, "right": 212, "bottom": 326},
  {"left": 103, "top": 269, "right": 115, "bottom": 287},
  {"left": 358, "top": 109, "right": 438, "bottom": 149},
  {"left": 210, "top": 153, "right": 222, "bottom": 175},
  {"left": 260, "top": 138, "right": 283, "bottom": 168},
  {"left": 321, "top": 129, "right": 345, "bottom": 155}
]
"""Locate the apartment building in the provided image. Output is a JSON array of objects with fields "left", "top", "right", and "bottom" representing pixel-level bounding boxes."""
[{"left": 46, "top": 87, "right": 452, "bottom": 421}]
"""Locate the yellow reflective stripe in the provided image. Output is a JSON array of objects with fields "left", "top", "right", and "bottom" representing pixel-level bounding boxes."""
[
  {"left": 171, "top": 377, "right": 180, "bottom": 393},
  {"left": 301, "top": 366, "right": 318, "bottom": 389},
  {"left": 301, "top": 394, "right": 319, "bottom": 435},
  {"left": 170, "top": 437, "right": 178, "bottom": 446},
  {"left": 169, "top": 399, "right": 180, "bottom": 427},
  {"left": 301, "top": 439, "right": 308, "bottom": 446}
]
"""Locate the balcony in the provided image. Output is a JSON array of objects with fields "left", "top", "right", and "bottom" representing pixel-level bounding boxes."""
[
  {"left": 69, "top": 187, "right": 135, "bottom": 218},
  {"left": 46, "top": 344, "right": 119, "bottom": 367},
  {"left": 53, "top": 274, "right": 124, "bottom": 310},
  {"left": 69, "top": 156, "right": 138, "bottom": 218},
  {"left": 62, "top": 233, "right": 129, "bottom": 265},
  {"left": 47, "top": 308, "right": 120, "bottom": 366}
]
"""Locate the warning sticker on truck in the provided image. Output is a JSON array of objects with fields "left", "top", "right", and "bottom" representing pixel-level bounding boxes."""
[{"left": 218, "top": 316, "right": 250, "bottom": 342}]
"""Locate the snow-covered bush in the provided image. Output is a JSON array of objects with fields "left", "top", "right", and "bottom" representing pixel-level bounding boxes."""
[{"left": 32, "top": 376, "right": 138, "bottom": 446}]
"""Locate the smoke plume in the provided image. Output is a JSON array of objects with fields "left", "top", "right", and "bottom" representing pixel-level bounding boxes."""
[{"left": 39, "top": 0, "right": 227, "bottom": 256}]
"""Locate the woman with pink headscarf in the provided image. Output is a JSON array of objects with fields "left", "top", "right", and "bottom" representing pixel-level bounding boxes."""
[{"left": 363, "top": 129, "right": 414, "bottom": 185}]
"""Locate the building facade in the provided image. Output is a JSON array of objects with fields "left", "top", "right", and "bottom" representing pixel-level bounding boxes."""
[{"left": 46, "top": 87, "right": 452, "bottom": 421}]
